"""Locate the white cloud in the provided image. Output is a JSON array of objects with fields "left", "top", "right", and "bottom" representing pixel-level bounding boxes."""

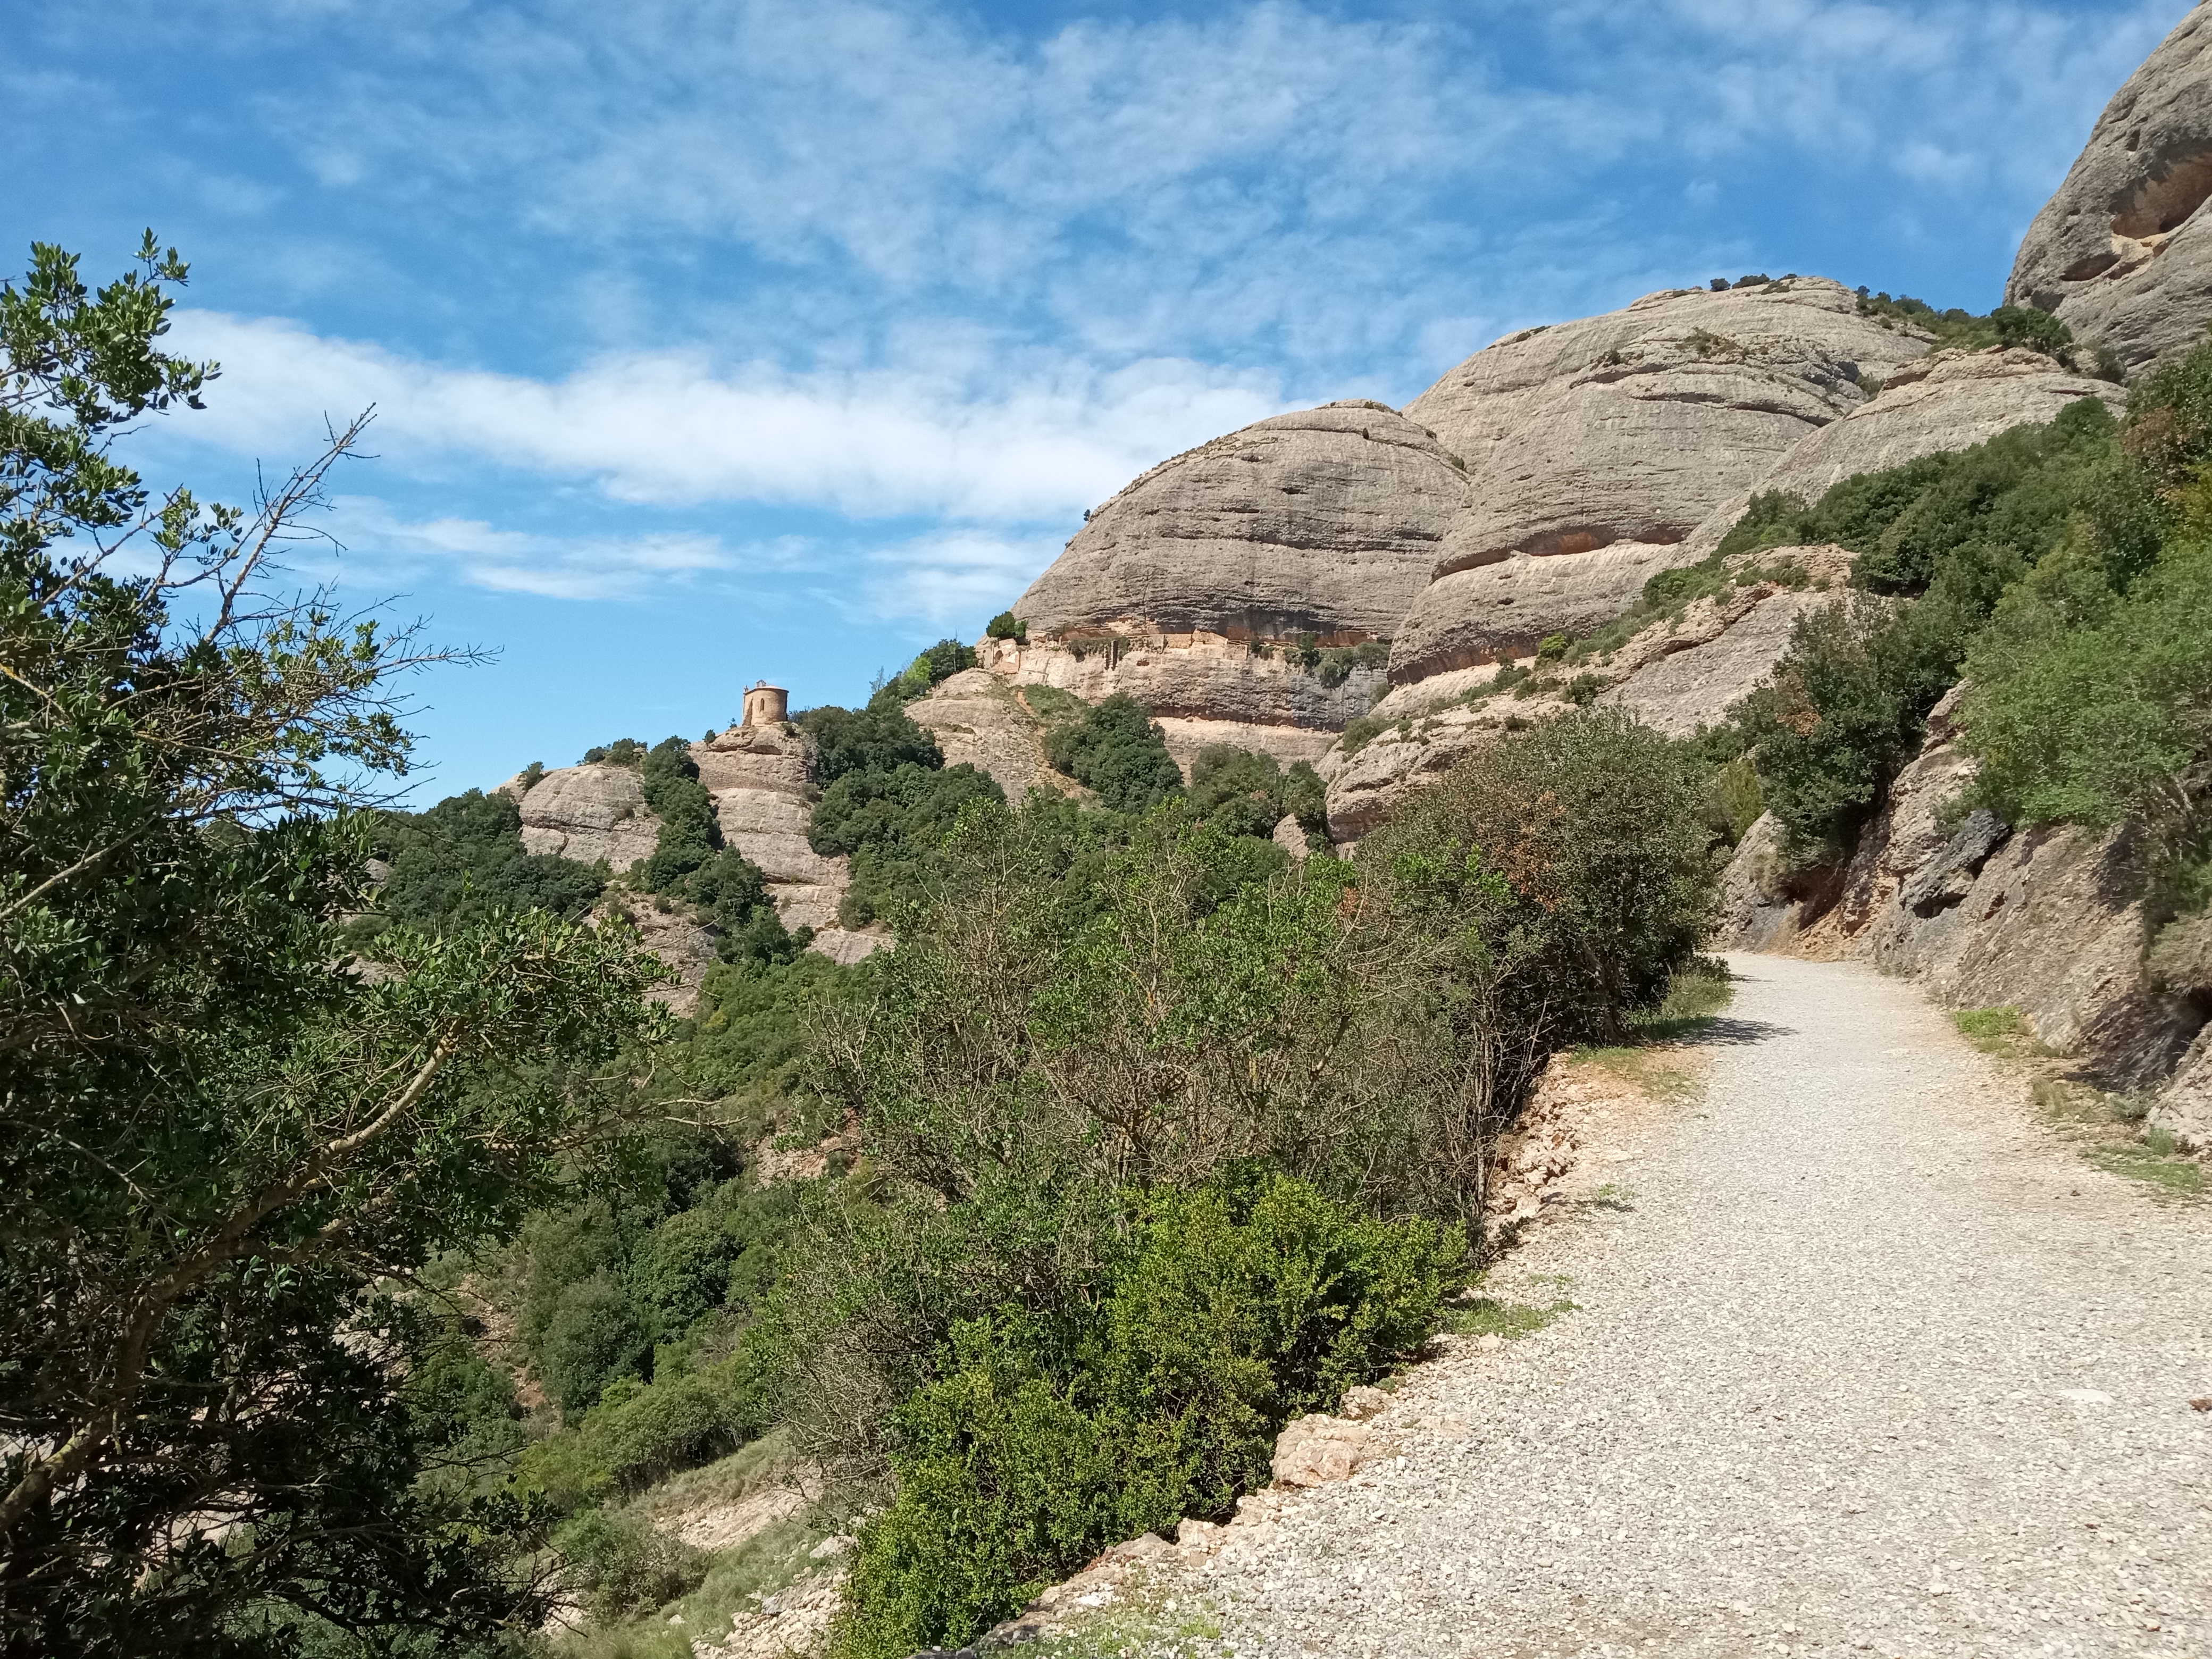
[
  {"left": 323, "top": 497, "right": 741, "bottom": 600},
  {"left": 846, "top": 530, "right": 1067, "bottom": 628},
  {"left": 167, "top": 309, "right": 1286, "bottom": 524}
]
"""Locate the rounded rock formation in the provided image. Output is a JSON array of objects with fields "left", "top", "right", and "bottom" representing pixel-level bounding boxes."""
[
  {"left": 1013, "top": 401, "right": 1471, "bottom": 644},
  {"left": 1387, "top": 278, "right": 1931, "bottom": 682},
  {"left": 1403, "top": 277, "right": 1931, "bottom": 576},
  {"left": 1677, "top": 347, "right": 2127, "bottom": 562},
  {"left": 2007, "top": 6, "right": 2212, "bottom": 373}
]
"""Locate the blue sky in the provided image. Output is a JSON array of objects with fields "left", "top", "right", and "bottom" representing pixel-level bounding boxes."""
[{"left": 3, "top": 0, "right": 2192, "bottom": 797}]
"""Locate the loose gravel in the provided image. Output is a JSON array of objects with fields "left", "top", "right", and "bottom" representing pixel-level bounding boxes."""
[{"left": 1189, "top": 953, "right": 2212, "bottom": 1658}]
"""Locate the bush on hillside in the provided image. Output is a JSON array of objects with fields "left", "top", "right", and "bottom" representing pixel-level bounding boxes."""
[
  {"left": 800, "top": 702, "right": 944, "bottom": 784},
  {"left": 1365, "top": 708, "right": 1717, "bottom": 1046},
  {"left": 1712, "top": 396, "right": 2150, "bottom": 853},
  {"left": 358, "top": 787, "right": 607, "bottom": 939},
  {"left": 1043, "top": 692, "right": 1185, "bottom": 810},
  {"left": 1963, "top": 536, "right": 2212, "bottom": 842},
  {"left": 1183, "top": 745, "right": 1329, "bottom": 837},
  {"left": 637, "top": 735, "right": 799, "bottom": 962},
  {"left": 986, "top": 610, "right": 1028, "bottom": 641},
  {"left": 833, "top": 1174, "right": 1459, "bottom": 1658}
]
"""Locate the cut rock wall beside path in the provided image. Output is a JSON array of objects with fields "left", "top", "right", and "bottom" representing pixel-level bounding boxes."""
[{"left": 1720, "top": 684, "right": 2207, "bottom": 1130}]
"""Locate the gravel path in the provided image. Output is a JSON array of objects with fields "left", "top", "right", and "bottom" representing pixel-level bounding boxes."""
[{"left": 1192, "top": 954, "right": 2212, "bottom": 1658}]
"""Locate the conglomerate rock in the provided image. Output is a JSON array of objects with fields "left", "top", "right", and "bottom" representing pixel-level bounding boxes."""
[
  {"left": 1403, "top": 278, "right": 1929, "bottom": 571},
  {"left": 1679, "top": 348, "right": 2127, "bottom": 562},
  {"left": 1014, "top": 401, "right": 1471, "bottom": 644},
  {"left": 2007, "top": 5, "right": 2212, "bottom": 373},
  {"left": 517, "top": 764, "right": 661, "bottom": 872},
  {"left": 1385, "top": 278, "right": 1926, "bottom": 682}
]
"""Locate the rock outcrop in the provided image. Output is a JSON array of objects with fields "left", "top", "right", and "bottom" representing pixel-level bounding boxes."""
[
  {"left": 691, "top": 722, "right": 876, "bottom": 948},
  {"left": 903, "top": 668, "right": 1058, "bottom": 802},
  {"left": 1385, "top": 541, "right": 1683, "bottom": 684},
  {"left": 1325, "top": 547, "right": 1856, "bottom": 839},
  {"left": 517, "top": 764, "right": 661, "bottom": 871},
  {"left": 1720, "top": 684, "right": 2205, "bottom": 1096},
  {"left": 1416, "top": 283, "right": 1922, "bottom": 536},
  {"left": 2007, "top": 4, "right": 2212, "bottom": 373},
  {"left": 1384, "top": 278, "right": 1925, "bottom": 682},
  {"left": 1015, "top": 401, "right": 1471, "bottom": 646},
  {"left": 1679, "top": 348, "right": 2127, "bottom": 561},
  {"left": 977, "top": 634, "right": 1386, "bottom": 769}
]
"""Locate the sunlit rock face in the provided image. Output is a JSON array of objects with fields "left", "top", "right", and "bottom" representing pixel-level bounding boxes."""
[
  {"left": 2008, "top": 5, "right": 2212, "bottom": 374},
  {"left": 1015, "top": 401, "right": 1472, "bottom": 647},
  {"left": 1387, "top": 277, "right": 1929, "bottom": 682},
  {"left": 1677, "top": 347, "right": 2127, "bottom": 563}
]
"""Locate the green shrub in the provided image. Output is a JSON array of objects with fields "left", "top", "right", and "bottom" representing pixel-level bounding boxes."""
[
  {"left": 800, "top": 702, "right": 943, "bottom": 785},
  {"left": 554, "top": 1507, "right": 706, "bottom": 1622},
  {"left": 636, "top": 735, "right": 797, "bottom": 963},
  {"left": 986, "top": 611, "right": 1027, "bottom": 641},
  {"left": 1183, "top": 747, "right": 1325, "bottom": 839},
  {"left": 811, "top": 761, "right": 1005, "bottom": 926},
  {"left": 356, "top": 788, "right": 607, "bottom": 940},
  {"left": 1851, "top": 289, "right": 2076, "bottom": 358},
  {"left": 539, "top": 1271, "right": 650, "bottom": 1420},
  {"left": 1963, "top": 536, "right": 2212, "bottom": 839},
  {"left": 1043, "top": 693, "right": 1185, "bottom": 811},
  {"left": 1312, "top": 640, "right": 1389, "bottom": 686},
  {"left": 1368, "top": 709, "right": 1717, "bottom": 1044},
  {"left": 832, "top": 1172, "right": 1460, "bottom": 1658},
  {"left": 583, "top": 738, "right": 647, "bottom": 767}
]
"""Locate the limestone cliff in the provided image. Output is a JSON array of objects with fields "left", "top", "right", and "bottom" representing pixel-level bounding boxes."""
[{"left": 2007, "top": 4, "right": 2212, "bottom": 373}]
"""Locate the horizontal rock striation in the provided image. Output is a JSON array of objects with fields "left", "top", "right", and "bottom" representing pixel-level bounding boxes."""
[
  {"left": 517, "top": 764, "right": 661, "bottom": 871},
  {"left": 1014, "top": 401, "right": 1470, "bottom": 644},
  {"left": 1403, "top": 278, "right": 1929, "bottom": 576},
  {"left": 979, "top": 633, "right": 1387, "bottom": 734},
  {"left": 1680, "top": 348, "right": 2127, "bottom": 562},
  {"left": 2007, "top": 5, "right": 2212, "bottom": 373}
]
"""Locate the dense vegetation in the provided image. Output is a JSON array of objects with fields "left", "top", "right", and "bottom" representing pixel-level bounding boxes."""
[
  {"left": 0, "top": 241, "right": 669, "bottom": 1654},
  {"left": 358, "top": 787, "right": 607, "bottom": 940},
  {"left": 0, "top": 239, "right": 1747, "bottom": 1659},
  {"left": 792, "top": 708, "right": 1715, "bottom": 1654},
  {"left": 801, "top": 646, "right": 1005, "bottom": 926},
  {"left": 1697, "top": 338, "right": 2212, "bottom": 901},
  {"left": 1043, "top": 691, "right": 1186, "bottom": 809}
]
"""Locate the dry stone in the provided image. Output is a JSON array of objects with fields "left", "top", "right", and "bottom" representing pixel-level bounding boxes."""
[
  {"left": 1600, "top": 586, "right": 1842, "bottom": 738},
  {"left": 978, "top": 633, "right": 1384, "bottom": 739},
  {"left": 692, "top": 723, "right": 812, "bottom": 795},
  {"left": 1013, "top": 401, "right": 1471, "bottom": 644},
  {"left": 1403, "top": 277, "right": 1930, "bottom": 579},
  {"left": 1680, "top": 348, "right": 2128, "bottom": 560},
  {"left": 715, "top": 787, "right": 839, "bottom": 886},
  {"left": 1271, "top": 1413, "right": 1372, "bottom": 1487},
  {"left": 517, "top": 764, "right": 660, "bottom": 872},
  {"left": 2007, "top": 5, "right": 2212, "bottom": 373},
  {"left": 2152, "top": 1029, "right": 2212, "bottom": 1149}
]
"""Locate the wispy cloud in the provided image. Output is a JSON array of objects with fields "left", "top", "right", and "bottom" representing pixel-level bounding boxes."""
[{"left": 168, "top": 311, "right": 1286, "bottom": 523}]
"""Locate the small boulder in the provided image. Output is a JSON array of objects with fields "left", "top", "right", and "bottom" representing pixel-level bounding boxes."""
[
  {"left": 1271, "top": 1413, "right": 1371, "bottom": 1487},
  {"left": 1339, "top": 1385, "right": 1389, "bottom": 1421}
]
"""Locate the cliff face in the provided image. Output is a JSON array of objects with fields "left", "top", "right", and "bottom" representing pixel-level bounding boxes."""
[
  {"left": 1405, "top": 278, "right": 1925, "bottom": 567},
  {"left": 1016, "top": 401, "right": 1470, "bottom": 646},
  {"left": 1719, "top": 686, "right": 2208, "bottom": 1137},
  {"left": 1677, "top": 348, "right": 2128, "bottom": 562},
  {"left": 2008, "top": 4, "right": 2212, "bottom": 373}
]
